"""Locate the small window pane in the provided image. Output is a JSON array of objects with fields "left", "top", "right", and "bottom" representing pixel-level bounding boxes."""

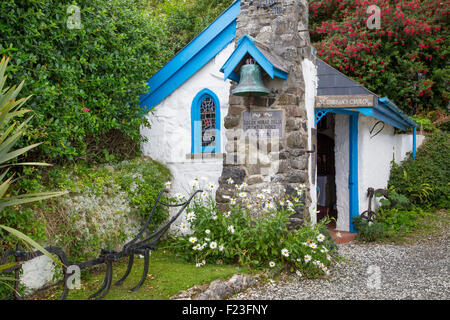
[{"left": 201, "top": 97, "right": 216, "bottom": 148}]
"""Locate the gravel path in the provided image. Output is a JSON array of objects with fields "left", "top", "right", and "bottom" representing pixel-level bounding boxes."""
[{"left": 232, "top": 237, "right": 449, "bottom": 300}]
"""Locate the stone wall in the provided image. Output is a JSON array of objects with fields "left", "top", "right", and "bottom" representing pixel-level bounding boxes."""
[{"left": 216, "top": 0, "right": 313, "bottom": 222}]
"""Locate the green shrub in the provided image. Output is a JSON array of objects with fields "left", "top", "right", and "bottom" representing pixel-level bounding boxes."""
[
  {"left": 353, "top": 216, "right": 388, "bottom": 242},
  {"left": 167, "top": 180, "right": 340, "bottom": 278},
  {"left": 0, "top": 0, "right": 173, "bottom": 162},
  {"left": 388, "top": 131, "right": 450, "bottom": 209},
  {"left": 0, "top": 158, "right": 172, "bottom": 261},
  {"left": 354, "top": 191, "right": 428, "bottom": 242}
]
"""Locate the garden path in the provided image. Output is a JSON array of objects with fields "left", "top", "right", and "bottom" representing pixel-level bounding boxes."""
[{"left": 232, "top": 235, "right": 449, "bottom": 300}]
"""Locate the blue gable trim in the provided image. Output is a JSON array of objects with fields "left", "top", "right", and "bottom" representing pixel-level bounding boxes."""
[
  {"left": 140, "top": 0, "right": 241, "bottom": 111},
  {"left": 220, "top": 34, "right": 289, "bottom": 81}
]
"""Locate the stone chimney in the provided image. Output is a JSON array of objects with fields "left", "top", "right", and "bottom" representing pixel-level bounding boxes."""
[{"left": 216, "top": 0, "right": 313, "bottom": 223}]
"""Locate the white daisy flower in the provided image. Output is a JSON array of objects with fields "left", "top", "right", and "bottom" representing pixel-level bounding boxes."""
[
  {"left": 179, "top": 223, "right": 188, "bottom": 232},
  {"left": 320, "top": 247, "right": 329, "bottom": 253},
  {"left": 241, "top": 182, "right": 248, "bottom": 189},
  {"left": 227, "top": 177, "right": 234, "bottom": 185},
  {"left": 219, "top": 244, "right": 224, "bottom": 252},
  {"left": 235, "top": 184, "right": 242, "bottom": 191},
  {"left": 309, "top": 243, "right": 318, "bottom": 249},
  {"left": 238, "top": 192, "right": 247, "bottom": 198},
  {"left": 223, "top": 211, "right": 231, "bottom": 218},
  {"left": 296, "top": 270, "right": 303, "bottom": 278},
  {"left": 279, "top": 200, "right": 285, "bottom": 206},
  {"left": 175, "top": 193, "right": 183, "bottom": 200},
  {"left": 230, "top": 198, "right": 236, "bottom": 205},
  {"left": 205, "top": 229, "right": 211, "bottom": 235},
  {"left": 256, "top": 193, "right": 265, "bottom": 200},
  {"left": 194, "top": 244, "right": 202, "bottom": 250},
  {"left": 191, "top": 179, "right": 199, "bottom": 188},
  {"left": 281, "top": 248, "right": 289, "bottom": 257},
  {"left": 164, "top": 181, "right": 172, "bottom": 189},
  {"left": 201, "top": 177, "right": 208, "bottom": 182},
  {"left": 211, "top": 213, "right": 218, "bottom": 220},
  {"left": 208, "top": 183, "right": 215, "bottom": 190},
  {"left": 262, "top": 188, "right": 271, "bottom": 194},
  {"left": 227, "top": 225, "right": 235, "bottom": 234},
  {"left": 265, "top": 200, "right": 275, "bottom": 210},
  {"left": 316, "top": 234, "right": 326, "bottom": 242},
  {"left": 209, "top": 242, "right": 217, "bottom": 250},
  {"left": 304, "top": 255, "right": 312, "bottom": 263},
  {"left": 186, "top": 212, "right": 196, "bottom": 222},
  {"left": 189, "top": 237, "right": 197, "bottom": 244},
  {"left": 204, "top": 237, "right": 210, "bottom": 242},
  {"left": 269, "top": 261, "right": 276, "bottom": 268},
  {"left": 246, "top": 202, "right": 252, "bottom": 209},
  {"left": 201, "top": 191, "right": 208, "bottom": 198}
]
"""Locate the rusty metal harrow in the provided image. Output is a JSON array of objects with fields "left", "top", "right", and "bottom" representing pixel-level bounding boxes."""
[{"left": 1, "top": 189, "right": 202, "bottom": 300}]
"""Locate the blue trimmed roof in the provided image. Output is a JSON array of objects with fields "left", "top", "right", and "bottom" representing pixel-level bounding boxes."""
[
  {"left": 220, "top": 34, "right": 289, "bottom": 82},
  {"left": 140, "top": 0, "right": 241, "bottom": 111},
  {"left": 317, "top": 58, "right": 416, "bottom": 131}
]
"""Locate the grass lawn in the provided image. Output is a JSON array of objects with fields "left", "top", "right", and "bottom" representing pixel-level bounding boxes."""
[
  {"left": 378, "top": 209, "right": 449, "bottom": 245},
  {"left": 33, "top": 248, "right": 248, "bottom": 300}
]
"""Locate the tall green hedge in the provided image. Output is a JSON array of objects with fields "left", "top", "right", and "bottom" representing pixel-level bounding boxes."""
[
  {"left": 388, "top": 131, "right": 450, "bottom": 209},
  {"left": 0, "top": 0, "right": 174, "bottom": 162}
]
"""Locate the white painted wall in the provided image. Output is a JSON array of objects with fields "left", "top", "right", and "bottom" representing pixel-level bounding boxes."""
[
  {"left": 140, "top": 42, "right": 235, "bottom": 232},
  {"left": 301, "top": 58, "right": 318, "bottom": 223},
  {"left": 357, "top": 115, "right": 425, "bottom": 216}
]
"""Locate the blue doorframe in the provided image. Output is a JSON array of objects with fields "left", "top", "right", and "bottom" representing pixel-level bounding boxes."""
[
  {"left": 315, "top": 109, "right": 359, "bottom": 233},
  {"left": 348, "top": 113, "right": 359, "bottom": 233}
]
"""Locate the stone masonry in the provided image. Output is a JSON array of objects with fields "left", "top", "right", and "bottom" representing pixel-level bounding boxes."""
[{"left": 216, "top": 0, "right": 313, "bottom": 223}]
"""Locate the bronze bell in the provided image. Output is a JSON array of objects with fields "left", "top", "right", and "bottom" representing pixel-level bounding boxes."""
[{"left": 232, "top": 61, "right": 270, "bottom": 96}]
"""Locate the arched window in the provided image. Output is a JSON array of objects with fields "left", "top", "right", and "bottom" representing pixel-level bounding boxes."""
[{"left": 191, "top": 89, "right": 221, "bottom": 154}]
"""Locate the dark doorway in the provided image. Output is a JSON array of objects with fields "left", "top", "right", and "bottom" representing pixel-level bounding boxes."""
[{"left": 316, "top": 113, "right": 337, "bottom": 228}]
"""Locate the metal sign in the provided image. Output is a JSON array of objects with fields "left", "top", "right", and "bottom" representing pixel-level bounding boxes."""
[
  {"left": 243, "top": 110, "right": 283, "bottom": 138},
  {"left": 315, "top": 95, "right": 374, "bottom": 108}
]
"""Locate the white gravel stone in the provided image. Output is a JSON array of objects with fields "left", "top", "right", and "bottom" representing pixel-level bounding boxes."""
[{"left": 231, "top": 238, "right": 449, "bottom": 300}]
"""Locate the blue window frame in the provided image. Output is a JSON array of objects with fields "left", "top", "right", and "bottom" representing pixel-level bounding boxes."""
[{"left": 191, "top": 89, "right": 221, "bottom": 154}]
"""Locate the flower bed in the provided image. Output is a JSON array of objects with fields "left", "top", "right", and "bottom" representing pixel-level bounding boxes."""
[{"left": 167, "top": 178, "right": 341, "bottom": 278}]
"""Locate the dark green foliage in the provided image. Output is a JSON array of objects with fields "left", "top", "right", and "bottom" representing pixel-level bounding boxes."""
[
  {"left": 388, "top": 131, "right": 450, "bottom": 209},
  {"left": 352, "top": 216, "right": 388, "bottom": 242},
  {"left": 0, "top": 0, "right": 173, "bottom": 163}
]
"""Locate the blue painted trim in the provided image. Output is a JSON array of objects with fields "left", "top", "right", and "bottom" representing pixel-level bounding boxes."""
[
  {"left": 349, "top": 113, "right": 359, "bottom": 233},
  {"left": 140, "top": 0, "right": 240, "bottom": 110},
  {"left": 190, "top": 89, "right": 221, "bottom": 154},
  {"left": 220, "top": 34, "right": 288, "bottom": 81},
  {"left": 413, "top": 126, "right": 417, "bottom": 159}
]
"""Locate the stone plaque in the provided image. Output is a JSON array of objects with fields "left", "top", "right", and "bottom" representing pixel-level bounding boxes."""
[
  {"left": 315, "top": 95, "right": 374, "bottom": 108},
  {"left": 243, "top": 110, "right": 283, "bottom": 138}
]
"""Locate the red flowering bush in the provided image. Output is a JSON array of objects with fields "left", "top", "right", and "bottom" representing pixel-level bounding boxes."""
[{"left": 310, "top": 0, "right": 449, "bottom": 115}]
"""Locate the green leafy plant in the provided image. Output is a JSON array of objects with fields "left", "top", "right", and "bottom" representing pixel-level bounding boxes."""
[
  {"left": 167, "top": 179, "right": 339, "bottom": 279},
  {"left": 352, "top": 216, "right": 388, "bottom": 242},
  {"left": 388, "top": 131, "right": 449, "bottom": 209},
  {"left": 0, "top": 56, "right": 67, "bottom": 298}
]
